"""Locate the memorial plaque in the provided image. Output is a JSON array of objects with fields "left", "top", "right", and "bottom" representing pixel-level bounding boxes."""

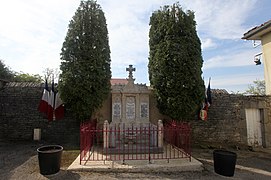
[
  {"left": 126, "top": 97, "right": 135, "bottom": 120},
  {"left": 140, "top": 103, "right": 148, "bottom": 118},
  {"left": 113, "top": 103, "right": 121, "bottom": 118}
]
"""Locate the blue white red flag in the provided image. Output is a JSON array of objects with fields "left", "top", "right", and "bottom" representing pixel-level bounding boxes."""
[
  {"left": 206, "top": 78, "right": 212, "bottom": 107},
  {"left": 47, "top": 80, "right": 55, "bottom": 121},
  {"left": 54, "top": 91, "right": 64, "bottom": 120},
  {"left": 200, "top": 78, "right": 212, "bottom": 121},
  {"left": 38, "top": 79, "right": 49, "bottom": 114}
]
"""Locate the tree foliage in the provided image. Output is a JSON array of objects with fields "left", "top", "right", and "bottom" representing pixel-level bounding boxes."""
[
  {"left": 59, "top": 0, "right": 111, "bottom": 122},
  {"left": 148, "top": 3, "right": 205, "bottom": 121},
  {"left": 13, "top": 72, "right": 43, "bottom": 82},
  {"left": 0, "top": 59, "right": 14, "bottom": 80},
  {"left": 0, "top": 59, "right": 42, "bottom": 82},
  {"left": 244, "top": 79, "right": 265, "bottom": 95}
]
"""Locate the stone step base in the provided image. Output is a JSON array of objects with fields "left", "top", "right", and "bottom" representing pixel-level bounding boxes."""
[{"left": 104, "top": 146, "right": 163, "bottom": 154}]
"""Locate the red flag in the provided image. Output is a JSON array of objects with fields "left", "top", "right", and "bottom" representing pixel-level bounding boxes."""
[
  {"left": 54, "top": 91, "right": 64, "bottom": 120},
  {"left": 38, "top": 79, "right": 49, "bottom": 114},
  {"left": 47, "top": 80, "right": 55, "bottom": 121}
]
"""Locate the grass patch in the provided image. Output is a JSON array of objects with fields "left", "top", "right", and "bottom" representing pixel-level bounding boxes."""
[{"left": 61, "top": 150, "right": 80, "bottom": 169}]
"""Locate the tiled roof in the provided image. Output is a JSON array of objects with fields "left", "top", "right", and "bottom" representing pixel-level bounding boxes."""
[
  {"left": 211, "top": 89, "right": 228, "bottom": 94},
  {"left": 2, "top": 79, "right": 129, "bottom": 87},
  {"left": 0, "top": 79, "right": 9, "bottom": 82},
  {"left": 110, "top": 78, "right": 128, "bottom": 85},
  {"left": 242, "top": 19, "right": 271, "bottom": 40},
  {"left": 5, "top": 82, "right": 42, "bottom": 87}
]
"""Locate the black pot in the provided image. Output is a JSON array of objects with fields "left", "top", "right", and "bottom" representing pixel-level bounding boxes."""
[
  {"left": 213, "top": 149, "right": 237, "bottom": 177},
  {"left": 37, "top": 145, "right": 63, "bottom": 175}
]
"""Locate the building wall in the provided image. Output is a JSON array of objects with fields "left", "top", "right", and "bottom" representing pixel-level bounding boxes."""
[
  {"left": 262, "top": 33, "right": 271, "bottom": 95},
  {"left": 94, "top": 93, "right": 112, "bottom": 129},
  {"left": 1, "top": 83, "right": 271, "bottom": 147},
  {"left": 149, "top": 91, "right": 170, "bottom": 125}
]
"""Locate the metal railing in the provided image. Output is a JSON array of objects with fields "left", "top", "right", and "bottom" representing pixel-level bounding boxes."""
[
  {"left": 164, "top": 120, "right": 191, "bottom": 158},
  {"left": 80, "top": 119, "right": 97, "bottom": 165},
  {"left": 80, "top": 120, "right": 191, "bottom": 165}
]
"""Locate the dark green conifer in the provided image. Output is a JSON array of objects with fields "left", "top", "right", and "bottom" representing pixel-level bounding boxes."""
[
  {"left": 59, "top": 0, "right": 111, "bottom": 122},
  {"left": 148, "top": 3, "right": 205, "bottom": 120}
]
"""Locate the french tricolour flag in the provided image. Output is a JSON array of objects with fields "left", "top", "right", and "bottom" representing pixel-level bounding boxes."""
[
  {"left": 54, "top": 91, "right": 64, "bottom": 120},
  {"left": 200, "top": 78, "right": 212, "bottom": 121},
  {"left": 47, "top": 80, "right": 55, "bottom": 121},
  {"left": 38, "top": 79, "right": 49, "bottom": 114},
  {"left": 38, "top": 79, "right": 64, "bottom": 121}
]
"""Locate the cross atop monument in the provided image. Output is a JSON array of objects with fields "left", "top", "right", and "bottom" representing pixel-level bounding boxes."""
[{"left": 126, "top": 65, "right": 136, "bottom": 80}]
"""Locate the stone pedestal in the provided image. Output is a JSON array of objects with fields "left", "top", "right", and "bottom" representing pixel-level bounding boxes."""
[
  {"left": 103, "top": 120, "right": 109, "bottom": 149},
  {"left": 104, "top": 65, "right": 163, "bottom": 154},
  {"left": 158, "top": 119, "right": 163, "bottom": 148}
]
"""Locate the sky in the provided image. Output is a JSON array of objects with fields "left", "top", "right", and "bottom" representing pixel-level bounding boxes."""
[{"left": 0, "top": 0, "right": 270, "bottom": 93}]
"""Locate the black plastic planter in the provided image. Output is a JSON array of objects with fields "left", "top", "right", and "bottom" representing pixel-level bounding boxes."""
[
  {"left": 37, "top": 145, "right": 63, "bottom": 175},
  {"left": 213, "top": 149, "right": 237, "bottom": 177}
]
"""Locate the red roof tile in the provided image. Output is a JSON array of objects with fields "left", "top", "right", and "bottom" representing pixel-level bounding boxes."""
[{"left": 110, "top": 78, "right": 128, "bottom": 85}]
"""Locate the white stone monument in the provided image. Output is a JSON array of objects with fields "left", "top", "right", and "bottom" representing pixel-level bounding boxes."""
[
  {"left": 111, "top": 65, "right": 150, "bottom": 126},
  {"left": 104, "top": 65, "right": 163, "bottom": 153}
]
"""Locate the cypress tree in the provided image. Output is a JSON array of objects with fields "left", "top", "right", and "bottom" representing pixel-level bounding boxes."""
[
  {"left": 148, "top": 3, "right": 205, "bottom": 121},
  {"left": 59, "top": 0, "right": 111, "bottom": 122}
]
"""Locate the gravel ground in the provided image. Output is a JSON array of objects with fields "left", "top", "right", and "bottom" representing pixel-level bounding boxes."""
[{"left": 1, "top": 141, "right": 271, "bottom": 180}]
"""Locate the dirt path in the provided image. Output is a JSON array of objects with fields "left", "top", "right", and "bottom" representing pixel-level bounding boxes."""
[{"left": 1, "top": 141, "right": 271, "bottom": 179}]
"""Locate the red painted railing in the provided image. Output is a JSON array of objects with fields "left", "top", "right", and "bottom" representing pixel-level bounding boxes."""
[
  {"left": 164, "top": 121, "right": 191, "bottom": 159},
  {"left": 80, "top": 119, "right": 97, "bottom": 165},
  {"left": 80, "top": 121, "right": 191, "bottom": 164}
]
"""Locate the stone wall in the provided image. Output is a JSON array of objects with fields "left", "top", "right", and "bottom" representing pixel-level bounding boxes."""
[
  {"left": 147, "top": 89, "right": 271, "bottom": 148},
  {"left": 191, "top": 90, "right": 247, "bottom": 147},
  {"left": 190, "top": 90, "right": 271, "bottom": 147},
  {"left": 1, "top": 82, "right": 271, "bottom": 147},
  {"left": 0, "top": 82, "right": 80, "bottom": 145}
]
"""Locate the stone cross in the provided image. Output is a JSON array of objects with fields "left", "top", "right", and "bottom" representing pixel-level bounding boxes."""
[{"left": 126, "top": 65, "right": 136, "bottom": 80}]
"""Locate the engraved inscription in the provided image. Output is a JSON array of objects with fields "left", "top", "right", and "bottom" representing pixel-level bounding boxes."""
[
  {"left": 140, "top": 103, "right": 148, "bottom": 118},
  {"left": 126, "top": 97, "right": 135, "bottom": 120},
  {"left": 113, "top": 103, "right": 121, "bottom": 118}
]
